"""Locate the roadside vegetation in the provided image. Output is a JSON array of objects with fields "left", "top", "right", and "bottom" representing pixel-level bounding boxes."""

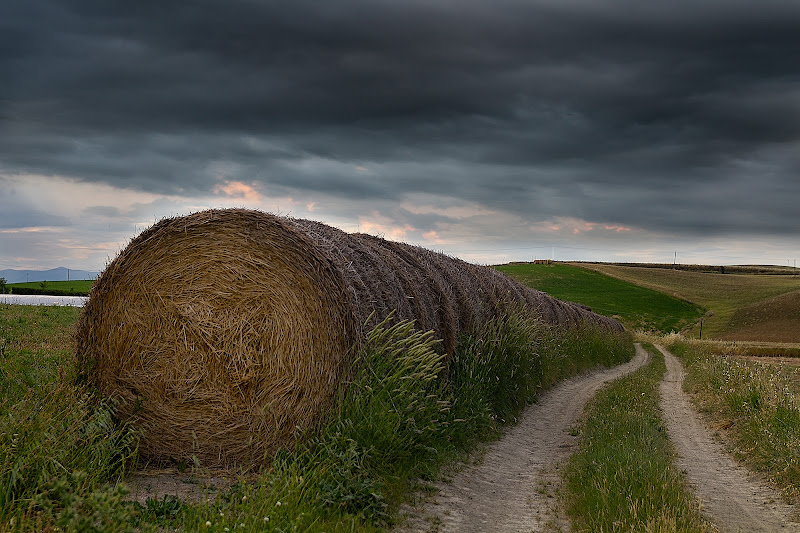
[
  {"left": 6, "top": 280, "right": 94, "bottom": 297},
  {"left": 581, "top": 263, "right": 800, "bottom": 341},
  {"left": 667, "top": 337, "right": 800, "bottom": 503},
  {"left": 496, "top": 262, "right": 703, "bottom": 333},
  {"left": 564, "top": 344, "right": 713, "bottom": 532},
  {"left": 0, "top": 303, "right": 632, "bottom": 532}
]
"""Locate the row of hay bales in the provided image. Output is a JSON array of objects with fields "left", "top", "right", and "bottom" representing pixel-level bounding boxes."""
[{"left": 76, "top": 208, "right": 623, "bottom": 468}]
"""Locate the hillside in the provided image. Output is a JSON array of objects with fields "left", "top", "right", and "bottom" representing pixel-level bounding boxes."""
[
  {"left": 578, "top": 263, "right": 800, "bottom": 342},
  {"left": 496, "top": 263, "right": 703, "bottom": 334},
  {"left": 719, "top": 289, "right": 800, "bottom": 343}
]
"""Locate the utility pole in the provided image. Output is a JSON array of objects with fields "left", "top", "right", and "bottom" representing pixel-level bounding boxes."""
[{"left": 674, "top": 251, "right": 677, "bottom": 269}]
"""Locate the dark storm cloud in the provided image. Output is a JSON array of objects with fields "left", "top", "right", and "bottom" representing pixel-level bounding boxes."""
[{"left": 2, "top": 0, "right": 800, "bottom": 236}]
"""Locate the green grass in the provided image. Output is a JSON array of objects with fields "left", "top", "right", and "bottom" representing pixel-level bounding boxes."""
[
  {"left": 0, "top": 304, "right": 139, "bottom": 532},
  {"left": 668, "top": 339, "right": 800, "bottom": 503},
  {"left": 564, "top": 344, "right": 713, "bottom": 532},
  {"left": 496, "top": 263, "right": 704, "bottom": 334},
  {"left": 7, "top": 280, "right": 95, "bottom": 296},
  {"left": 0, "top": 304, "right": 83, "bottom": 398},
  {"left": 0, "top": 304, "right": 634, "bottom": 532},
  {"left": 582, "top": 263, "right": 800, "bottom": 341}
]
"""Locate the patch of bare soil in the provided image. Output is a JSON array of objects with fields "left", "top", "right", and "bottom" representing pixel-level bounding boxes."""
[
  {"left": 656, "top": 344, "right": 799, "bottom": 532},
  {"left": 125, "top": 468, "right": 237, "bottom": 505},
  {"left": 395, "top": 345, "right": 650, "bottom": 533}
]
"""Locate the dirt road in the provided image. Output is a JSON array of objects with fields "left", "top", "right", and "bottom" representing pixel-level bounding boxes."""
[
  {"left": 397, "top": 345, "right": 650, "bottom": 532},
  {"left": 657, "top": 344, "right": 798, "bottom": 532}
]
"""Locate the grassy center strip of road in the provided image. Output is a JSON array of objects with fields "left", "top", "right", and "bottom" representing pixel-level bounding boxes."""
[
  {"left": 668, "top": 339, "right": 800, "bottom": 504},
  {"left": 563, "top": 343, "right": 713, "bottom": 532}
]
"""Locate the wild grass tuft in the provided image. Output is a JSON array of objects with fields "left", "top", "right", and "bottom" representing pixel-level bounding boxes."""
[
  {"left": 0, "top": 387, "right": 140, "bottom": 530},
  {"left": 564, "top": 344, "right": 713, "bottom": 532}
]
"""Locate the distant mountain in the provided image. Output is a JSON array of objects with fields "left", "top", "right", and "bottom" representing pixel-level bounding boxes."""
[{"left": 0, "top": 267, "right": 101, "bottom": 284}]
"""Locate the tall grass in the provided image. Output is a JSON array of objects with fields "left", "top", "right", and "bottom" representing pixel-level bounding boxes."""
[
  {"left": 669, "top": 339, "right": 800, "bottom": 503},
  {"left": 1, "top": 304, "right": 140, "bottom": 531},
  {"left": 0, "top": 305, "right": 633, "bottom": 531},
  {"left": 564, "top": 344, "right": 713, "bottom": 532},
  {"left": 0, "top": 387, "right": 140, "bottom": 531}
]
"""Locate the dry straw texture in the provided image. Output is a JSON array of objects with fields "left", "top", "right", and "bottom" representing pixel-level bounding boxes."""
[{"left": 76, "top": 208, "right": 622, "bottom": 467}]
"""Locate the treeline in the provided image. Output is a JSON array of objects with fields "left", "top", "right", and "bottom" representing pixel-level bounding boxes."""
[
  {"left": 574, "top": 262, "right": 798, "bottom": 276},
  {"left": 5, "top": 287, "right": 89, "bottom": 296}
]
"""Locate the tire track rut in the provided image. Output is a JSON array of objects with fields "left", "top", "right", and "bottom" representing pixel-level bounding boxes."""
[
  {"left": 657, "top": 344, "right": 798, "bottom": 532},
  {"left": 397, "top": 345, "right": 650, "bottom": 532}
]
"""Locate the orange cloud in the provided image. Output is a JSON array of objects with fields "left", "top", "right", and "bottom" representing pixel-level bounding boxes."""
[
  {"left": 422, "top": 230, "right": 446, "bottom": 244},
  {"left": 213, "top": 180, "right": 262, "bottom": 202},
  {"left": 359, "top": 214, "right": 416, "bottom": 241},
  {"left": 532, "top": 217, "right": 634, "bottom": 235},
  {"left": 0, "top": 227, "right": 60, "bottom": 234}
]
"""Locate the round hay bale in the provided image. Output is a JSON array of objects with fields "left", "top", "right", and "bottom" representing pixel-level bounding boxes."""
[
  {"left": 76, "top": 210, "right": 357, "bottom": 466},
  {"left": 76, "top": 208, "right": 623, "bottom": 467}
]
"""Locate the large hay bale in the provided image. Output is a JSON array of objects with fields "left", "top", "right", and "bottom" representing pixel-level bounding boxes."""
[{"left": 76, "top": 208, "right": 622, "bottom": 467}]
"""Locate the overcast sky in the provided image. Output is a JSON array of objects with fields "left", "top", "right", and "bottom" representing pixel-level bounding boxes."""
[{"left": 2, "top": 0, "right": 800, "bottom": 271}]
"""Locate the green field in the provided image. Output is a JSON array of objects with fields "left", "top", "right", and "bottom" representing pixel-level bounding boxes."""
[
  {"left": 6, "top": 280, "right": 94, "bottom": 296},
  {"left": 496, "top": 262, "right": 704, "bottom": 334},
  {"left": 580, "top": 263, "right": 800, "bottom": 342}
]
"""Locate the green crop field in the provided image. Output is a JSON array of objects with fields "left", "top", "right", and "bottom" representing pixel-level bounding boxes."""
[
  {"left": 580, "top": 263, "right": 800, "bottom": 342},
  {"left": 6, "top": 279, "right": 94, "bottom": 296},
  {"left": 495, "top": 262, "right": 704, "bottom": 334}
]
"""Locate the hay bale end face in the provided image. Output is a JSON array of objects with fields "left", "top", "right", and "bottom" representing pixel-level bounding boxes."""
[
  {"left": 76, "top": 208, "right": 622, "bottom": 467},
  {"left": 76, "top": 210, "right": 357, "bottom": 466}
]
